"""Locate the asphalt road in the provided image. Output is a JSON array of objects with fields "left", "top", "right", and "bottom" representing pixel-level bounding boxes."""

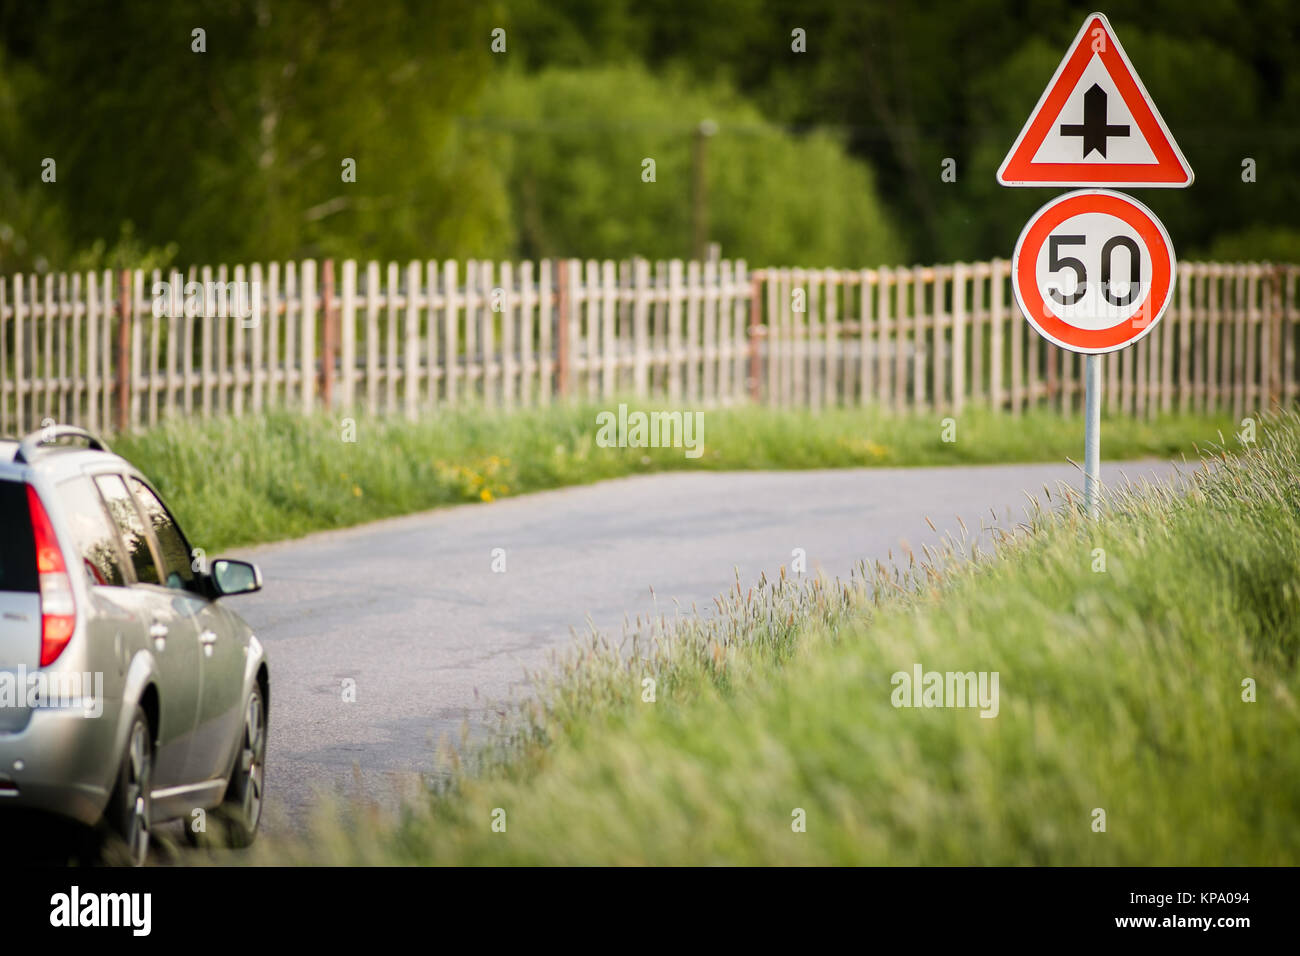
[{"left": 233, "top": 459, "right": 1179, "bottom": 831}]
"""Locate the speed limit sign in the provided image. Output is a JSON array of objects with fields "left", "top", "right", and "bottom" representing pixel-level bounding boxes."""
[{"left": 1011, "top": 189, "right": 1176, "bottom": 355}]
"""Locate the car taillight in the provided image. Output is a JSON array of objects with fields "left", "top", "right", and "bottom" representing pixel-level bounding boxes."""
[{"left": 26, "top": 483, "right": 76, "bottom": 666}]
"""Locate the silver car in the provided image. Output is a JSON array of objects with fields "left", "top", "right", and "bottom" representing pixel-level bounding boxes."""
[{"left": 0, "top": 425, "right": 268, "bottom": 863}]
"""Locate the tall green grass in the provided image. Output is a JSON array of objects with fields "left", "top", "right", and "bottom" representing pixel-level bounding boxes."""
[
  {"left": 112, "top": 402, "right": 1237, "bottom": 552},
  {"left": 255, "top": 410, "right": 1298, "bottom": 865}
]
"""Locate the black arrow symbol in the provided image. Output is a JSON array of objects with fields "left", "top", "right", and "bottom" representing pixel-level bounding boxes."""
[{"left": 1059, "top": 84, "right": 1130, "bottom": 158}]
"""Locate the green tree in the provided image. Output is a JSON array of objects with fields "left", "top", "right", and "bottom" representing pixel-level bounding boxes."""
[
  {"left": 477, "top": 65, "right": 906, "bottom": 267},
  {"left": 3, "top": 0, "right": 510, "bottom": 268},
  {"left": 0, "top": 48, "right": 71, "bottom": 272}
]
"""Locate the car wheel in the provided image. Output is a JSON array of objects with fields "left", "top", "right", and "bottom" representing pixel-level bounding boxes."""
[
  {"left": 104, "top": 706, "right": 153, "bottom": 866},
  {"left": 214, "top": 687, "right": 266, "bottom": 848}
]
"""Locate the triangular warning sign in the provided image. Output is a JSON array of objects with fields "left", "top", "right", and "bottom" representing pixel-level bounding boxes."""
[{"left": 998, "top": 12, "right": 1193, "bottom": 188}]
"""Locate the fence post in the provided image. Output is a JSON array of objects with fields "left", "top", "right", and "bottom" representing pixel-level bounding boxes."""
[
  {"left": 556, "top": 258, "right": 571, "bottom": 398},
  {"left": 321, "top": 259, "right": 338, "bottom": 410},
  {"left": 747, "top": 270, "right": 763, "bottom": 403},
  {"left": 340, "top": 260, "right": 357, "bottom": 410},
  {"left": 1279, "top": 265, "right": 1294, "bottom": 407},
  {"left": 632, "top": 258, "right": 650, "bottom": 397},
  {"left": 405, "top": 259, "right": 421, "bottom": 420},
  {"left": 952, "top": 262, "right": 966, "bottom": 416},
  {"left": 1266, "top": 265, "right": 1281, "bottom": 408},
  {"left": 989, "top": 259, "right": 1004, "bottom": 411},
  {"left": 300, "top": 260, "right": 317, "bottom": 413},
  {"left": 115, "top": 269, "right": 131, "bottom": 433}
]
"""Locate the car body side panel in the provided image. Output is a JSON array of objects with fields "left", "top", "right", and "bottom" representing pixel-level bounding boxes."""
[
  {"left": 108, "top": 584, "right": 201, "bottom": 788},
  {"left": 183, "top": 598, "right": 246, "bottom": 782}
]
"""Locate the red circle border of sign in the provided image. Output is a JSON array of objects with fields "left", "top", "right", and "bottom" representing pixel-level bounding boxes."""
[{"left": 1012, "top": 190, "right": 1175, "bottom": 354}]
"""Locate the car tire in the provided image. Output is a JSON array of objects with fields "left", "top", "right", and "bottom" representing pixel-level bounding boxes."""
[
  {"left": 213, "top": 687, "right": 266, "bottom": 848},
  {"left": 103, "top": 706, "right": 153, "bottom": 866}
]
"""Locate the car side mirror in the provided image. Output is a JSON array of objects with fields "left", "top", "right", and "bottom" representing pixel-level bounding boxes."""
[{"left": 211, "top": 559, "right": 262, "bottom": 597}]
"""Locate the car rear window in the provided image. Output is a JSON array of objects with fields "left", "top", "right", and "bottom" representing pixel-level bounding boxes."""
[
  {"left": 59, "top": 476, "right": 129, "bottom": 587},
  {"left": 94, "top": 474, "right": 160, "bottom": 585},
  {"left": 0, "top": 479, "right": 38, "bottom": 593}
]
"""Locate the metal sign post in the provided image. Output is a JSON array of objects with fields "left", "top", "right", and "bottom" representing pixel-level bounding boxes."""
[{"left": 1084, "top": 354, "right": 1101, "bottom": 519}]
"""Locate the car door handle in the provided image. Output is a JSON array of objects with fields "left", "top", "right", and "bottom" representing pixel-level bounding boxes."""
[
  {"left": 199, "top": 630, "right": 218, "bottom": 656},
  {"left": 149, "top": 620, "right": 168, "bottom": 651}
]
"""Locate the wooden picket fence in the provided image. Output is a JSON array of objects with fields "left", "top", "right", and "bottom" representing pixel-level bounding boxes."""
[{"left": 0, "top": 257, "right": 1295, "bottom": 437}]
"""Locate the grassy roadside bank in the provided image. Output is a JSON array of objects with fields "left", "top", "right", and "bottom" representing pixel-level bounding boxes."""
[
  {"left": 114, "top": 402, "right": 1238, "bottom": 552},
  {"left": 255, "top": 410, "right": 1298, "bottom": 865}
]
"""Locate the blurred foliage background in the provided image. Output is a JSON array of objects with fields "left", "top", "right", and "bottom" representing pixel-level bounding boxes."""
[{"left": 0, "top": 0, "right": 1295, "bottom": 273}]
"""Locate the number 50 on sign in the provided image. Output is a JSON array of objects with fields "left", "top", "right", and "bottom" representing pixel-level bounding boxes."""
[{"left": 1011, "top": 189, "right": 1176, "bottom": 355}]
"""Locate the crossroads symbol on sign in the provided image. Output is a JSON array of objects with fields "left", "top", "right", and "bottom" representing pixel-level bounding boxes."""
[{"left": 1059, "top": 84, "right": 1129, "bottom": 158}]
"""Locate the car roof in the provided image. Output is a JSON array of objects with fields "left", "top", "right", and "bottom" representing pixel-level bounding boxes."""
[{"left": 0, "top": 437, "right": 132, "bottom": 484}]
